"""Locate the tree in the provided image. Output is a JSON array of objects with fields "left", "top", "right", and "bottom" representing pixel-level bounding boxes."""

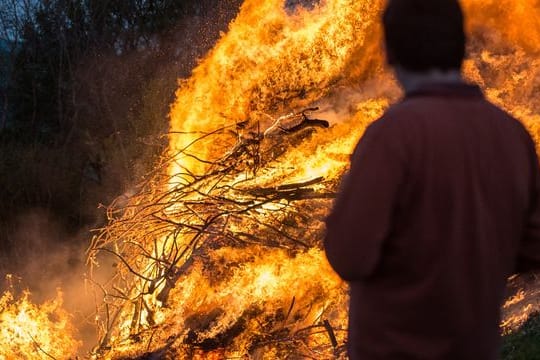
[{"left": 0, "top": 0, "right": 242, "bottom": 269}]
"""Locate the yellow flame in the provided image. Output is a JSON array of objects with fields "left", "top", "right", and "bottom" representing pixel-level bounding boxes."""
[{"left": 0, "top": 288, "right": 80, "bottom": 359}]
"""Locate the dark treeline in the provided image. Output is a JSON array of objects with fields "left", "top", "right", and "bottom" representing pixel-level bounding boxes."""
[{"left": 0, "top": 0, "right": 242, "bottom": 273}]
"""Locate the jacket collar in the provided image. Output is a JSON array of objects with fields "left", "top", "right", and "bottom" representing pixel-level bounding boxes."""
[{"left": 405, "top": 82, "right": 484, "bottom": 99}]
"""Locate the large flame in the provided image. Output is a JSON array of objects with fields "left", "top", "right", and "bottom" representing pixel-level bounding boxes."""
[
  {"left": 1, "top": 0, "right": 540, "bottom": 358},
  {"left": 106, "top": 0, "right": 540, "bottom": 357},
  {"left": 168, "top": 0, "right": 386, "bottom": 178},
  {"left": 0, "top": 277, "right": 80, "bottom": 359}
]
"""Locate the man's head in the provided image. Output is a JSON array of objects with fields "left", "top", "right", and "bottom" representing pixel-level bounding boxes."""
[{"left": 383, "top": 0, "right": 466, "bottom": 73}]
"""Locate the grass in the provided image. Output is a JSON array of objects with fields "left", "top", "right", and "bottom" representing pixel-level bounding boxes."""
[{"left": 501, "top": 312, "right": 540, "bottom": 360}]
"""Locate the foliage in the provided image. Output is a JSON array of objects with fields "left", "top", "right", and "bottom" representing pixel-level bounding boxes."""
[{"left": 7, "top": 0, "right": 213, "bottom": 139}]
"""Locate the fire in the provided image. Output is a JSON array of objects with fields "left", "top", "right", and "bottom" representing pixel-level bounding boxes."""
[
  {"left": 1, "top": 0, "right": 540, "bottom": 358},
  {"left": 0, "top": 277, "right": 80, "bottom": 359},
  {"left": 167, "top": 0, "right": 385, "bottom": 178},
  {"left": 89, "top": 1, "right": 390, "bottom": 356}
]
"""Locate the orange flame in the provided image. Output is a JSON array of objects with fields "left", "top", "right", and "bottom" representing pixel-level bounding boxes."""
[{"left": 0, "top": 278, "right": 80, "bottom": 359}]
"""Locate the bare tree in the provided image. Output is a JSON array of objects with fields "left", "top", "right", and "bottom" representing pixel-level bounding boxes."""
[{"left": 0, "top": 0, "right": 36, "bottom": 130}]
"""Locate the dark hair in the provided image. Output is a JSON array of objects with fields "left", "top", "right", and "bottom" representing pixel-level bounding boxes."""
[{"left": 383, "top": 0, "right": 466, "bottom": 72}]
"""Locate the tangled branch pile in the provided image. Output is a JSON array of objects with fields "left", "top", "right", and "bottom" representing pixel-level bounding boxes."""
[{"left": 88, "top": 109, "right": 350, "bottom": 359}]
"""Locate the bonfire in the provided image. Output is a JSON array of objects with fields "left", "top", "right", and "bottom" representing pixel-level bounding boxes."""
[{"left": 1, "top": 0, "right": 540, "bottom": 359}]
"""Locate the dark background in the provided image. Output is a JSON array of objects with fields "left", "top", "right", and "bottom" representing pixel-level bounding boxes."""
[{"left": 0, "top": 0, "right": 243, "bottom": 278}]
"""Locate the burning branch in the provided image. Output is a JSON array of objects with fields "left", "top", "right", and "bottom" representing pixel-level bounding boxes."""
[
  {"left": 27, "top": 332, "right": 59, "bottom": 360},
  {"left": 87, "top": 107, "right": 347, "bottom": 358}
]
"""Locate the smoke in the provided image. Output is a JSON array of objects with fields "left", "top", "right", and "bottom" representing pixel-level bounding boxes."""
[
  {"left": 2, "top": 211, "right": 75, "bottom": 288},
  {"left": 0, "top": 209, "right": 98, "bottom": 352},
  {"left": 313, "top": 72, "right": 401, "bottom": 125},
  {"left": 285, "top": 0, "right": 320, "bottom": 12}
]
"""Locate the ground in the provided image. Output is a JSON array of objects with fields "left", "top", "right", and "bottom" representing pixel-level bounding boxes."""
[{"left": 502, "top": 272, "right": 540, "bottom": 359}]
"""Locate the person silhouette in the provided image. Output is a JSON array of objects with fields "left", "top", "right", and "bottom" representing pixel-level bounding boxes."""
[{"left": 324, "top": 0, "right": 540, "bottom": 359}]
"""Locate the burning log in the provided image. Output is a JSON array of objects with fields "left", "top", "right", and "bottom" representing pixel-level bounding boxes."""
[
  {"left": 323, "top": 319, "right": 338, "bottom": 350},
  {"left": 220, "top": 107, "right": 330, "bottom": 171},
  {"left": 263, "top": 107, "right": 330, "bottom": 137},
  {"left": 184, "top": 307, "right": 256, "bottom": 351},
  {"left": 245, "top": 177, "right": 334, "bottom": 200}
]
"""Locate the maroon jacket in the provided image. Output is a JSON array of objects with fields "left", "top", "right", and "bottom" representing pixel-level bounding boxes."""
[{"left": 324, "top": 83, "right": 540, "bottom": 360}]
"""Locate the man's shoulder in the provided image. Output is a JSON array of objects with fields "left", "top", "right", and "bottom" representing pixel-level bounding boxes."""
[
  {"left": 382, "top": 92, "right": 525, "bottom": 128},
  {"left": 367, "top": 93, "right": 532, "bottom": 147},
  {"left": 377, "top": 94, "right": 534, "bottom": 152},
  {"left": 469, "top": 99, "right": 533, "bottom": 141},
  {"left": 366, "top": 100, "right": 420, "bottom": 135},
  {"left": 360, "top": 104, "right": 414, "bottom": 150}
]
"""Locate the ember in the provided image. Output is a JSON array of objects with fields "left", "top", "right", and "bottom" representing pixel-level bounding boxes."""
[{"left": 1, "top": 0, "right": 540, "bottom": 358}]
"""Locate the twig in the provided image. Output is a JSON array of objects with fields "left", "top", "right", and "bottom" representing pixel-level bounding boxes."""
[
  {"left": 323, "top": 320, "right": 338, "bottom": 349},
  {"left": 27, "top": 332, "right": 57, "bottom": 360}
]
